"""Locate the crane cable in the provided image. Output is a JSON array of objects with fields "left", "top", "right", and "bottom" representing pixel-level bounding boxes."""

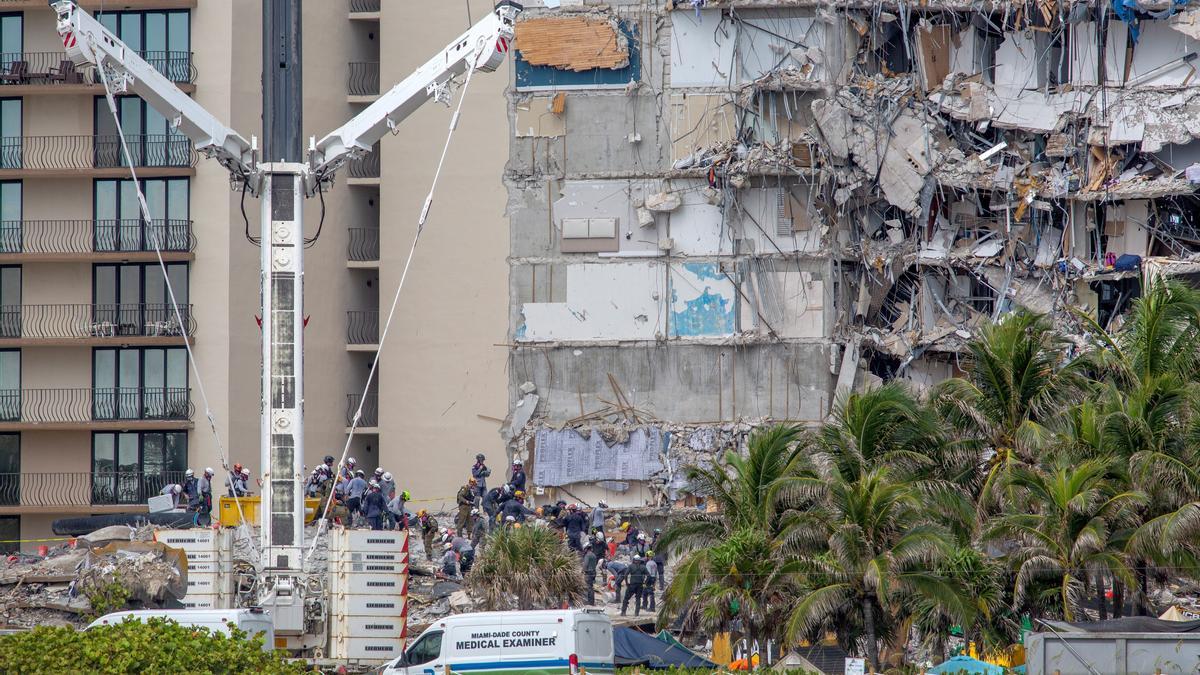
[
  {"left": 93, "top": 57, "right": 254, "bottom": 547},
  {"left": 305, "top": 60, "right": 479, "bottom": 567}
]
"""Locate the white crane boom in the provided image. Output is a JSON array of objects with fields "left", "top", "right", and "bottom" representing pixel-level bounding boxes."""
[
  {"left": 52, "top": 0, "right": 259, "bottom": 189},
  {"left": 307, "top": 1, "right": 520, "bottom": 193}
]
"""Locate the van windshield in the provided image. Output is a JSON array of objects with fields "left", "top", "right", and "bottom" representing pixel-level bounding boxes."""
[{"left": 407, "top": 631, "right": 443, "bottom": 665}]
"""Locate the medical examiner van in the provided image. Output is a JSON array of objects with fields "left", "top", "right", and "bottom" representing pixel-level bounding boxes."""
[
  {"left": 87, "top": 608, "right": 275, "bottom": 652},
  {"left": 379, "top": 609, "right": 615, "bottom": 674}
]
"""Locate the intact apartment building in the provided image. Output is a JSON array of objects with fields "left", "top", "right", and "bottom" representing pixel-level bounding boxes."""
[
  {"left": 0, "top": 0, "right": 511, "bottom": 549},
  {"left": 502, "top": 1, "right": 1200, "bottom": 510}
]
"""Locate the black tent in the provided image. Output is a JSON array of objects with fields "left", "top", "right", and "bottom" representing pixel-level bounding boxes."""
[{"left": 612, "top": 627, "right": 715, "bottom": 669}]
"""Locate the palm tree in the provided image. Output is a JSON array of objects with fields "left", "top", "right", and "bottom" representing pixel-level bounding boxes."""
[
  {"left": 781, "top": 467, "right": 970, "bottom": 672},
  {"left": 985, "top": 458, "right": 1143, "bottom": 622},
  {"left": 466, "top": 525, "right": 582, "bottom": 610},
  {"left": 933, "top": 309, "right": 1090, "bottom": 511}
]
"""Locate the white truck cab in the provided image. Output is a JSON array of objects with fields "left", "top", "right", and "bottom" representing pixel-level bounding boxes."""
[
  {"left": 381, "top": 609, "right": 615, "bottom": 674},
  {"left": 86, "top": 608, "right": 276, "bottom": 652}
]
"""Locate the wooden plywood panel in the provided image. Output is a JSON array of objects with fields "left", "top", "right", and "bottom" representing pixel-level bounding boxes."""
[{"left": 515, "top": 17, "right": 630, "bottom": 71}]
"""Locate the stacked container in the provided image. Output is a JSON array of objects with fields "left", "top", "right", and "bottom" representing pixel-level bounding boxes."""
[
  {"left": 155, "top": 528, "right": 233, "bottom": 609},
  {"left": 328, "top": 529, "right": 409, "bottom": 663}
]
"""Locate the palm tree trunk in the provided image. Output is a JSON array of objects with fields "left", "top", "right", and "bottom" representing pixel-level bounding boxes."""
[
  {"left": 1095, "top": 573, "right": 1108, "bottom": 620},
  {"left": 1113, "top": 580, "right": 1125, "bottom": 619},
  {"left": 862, "top": 596, "right": 879, "bottom": 673},
  {"left": 1136, "top": 564, "right": 1149, "bottom": 616}
]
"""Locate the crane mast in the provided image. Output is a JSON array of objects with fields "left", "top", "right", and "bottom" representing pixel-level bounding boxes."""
[{"left": 51, "top": 0, "right": 520, "bottom": 650}]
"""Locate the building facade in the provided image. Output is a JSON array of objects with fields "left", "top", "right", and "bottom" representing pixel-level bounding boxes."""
[{"left": 1, "top": 0, "right": 511, "bottom": 547}]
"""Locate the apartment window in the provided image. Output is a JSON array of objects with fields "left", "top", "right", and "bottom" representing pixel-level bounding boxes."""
[
  {"left": 0, "top": 349, "right": 17, "bottom": 422},
  {"left": 0, "top": 13, "right": 21, "bottom": 69},
  {"left": 0, "top": 515, "right": 15, "bottom": 554},
  {"left": 93, "top": 263, "right": 188, "bottom": 334},
  {"left": 93, "top": 97, "right": 189, "bottom": 168},
  {"left": 92, "top": 347, "right": 187, "bottom": 420},
  {"left": 0, "top": 181, "right": 20, "bottom": 254},
  {"left": 0, "top": 98, "right": 19, "bottom": 170},
  {"left": 0, "top": 434, "right": 16, "bottom": 507},
  {"left": 0, "top": 265, "right": 16, "bottom": 338},
  {"left": 91, "top": 431, "right": 186, "bottom": 505},
  {"left": 94, "top": 178, "right": 189, "bottom": 251},
  {"left": 97, "top": 10, "right": 189, "bottom": 81}
]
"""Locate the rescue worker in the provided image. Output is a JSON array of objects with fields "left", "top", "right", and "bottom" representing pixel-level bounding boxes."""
[
  {"left": 450, "top": 532, "right": 475, "bottom": 575},
  {"left": 589, "top": 500, "right": 608, "bottom": 533},
  {"left": 361, "top": 481, "right": 387, "bottom": 530},
  {"left": 387, "top": 489, "right": 410, "bottom": 530},
  {"left": 621, "top": 555, "right": 648, "bottom": 616},
  {"left": 378, "top": 471, "right": 396, "bottom": 528},
  {"left": 455, "top": 478, "right": 476, "bottom": 531},
  {"left": 440, "top": 542, "right": 458, "bottom": 578},
  {"left": 182, "top": 468, "right": 197, "bottom": 505},
  {"left": 509, "top": 457, "right": 526, "bottom": 493},
  {"left": 606, "top": 558, "right": 628, "bottom": 602},
  {"left": 159, "top": 483, "right": 183, "bottom": 509},
  {"left": 503, "top": 514, "right": 517, "bottom": 530},
  {"left": 502, "top": 490, "right": 535, "bottom": 523},
  {"left": 346, "top": 469, "right": 368, "bottom": 526},
  {"left": 418, "top": 510, "right": 439, "bottom": 561},
  {"left": 305, "top": 467, "right": 322, "bottom": 497},
  {"left": 227, "top": 463, "right": 244, "bottom": 497},
  {"left": 589, "top": 531, "right": 607, "bottom": 560},
  {"left": 562, "top": 504, "right": 587, "bottom": 553},
  {"left": 482, "top": 484, "right": 504, "bottom": 531},
  {"left": 582, "top": 548, "right": 599, "bottom": 605},
  {"left": 469, "top": 508, "right": 487, "bottom": 549},
  {"left": 633, "top": 532, "right": 649, "bottom": 558},
  {"left": 644, "top": 551, "right": 659, "bottom": 611},
  {"left": 196, "top": 467, "right": 214, "bottom": 526},
  {"left": 470, "top": 453, "right": 490, "bottom": 504},
  {"left": 240, "top": 467, "right": 254, "bottom": 495},
  {"left": 653, "top": 546, "right": 667, "bottom": 591}
]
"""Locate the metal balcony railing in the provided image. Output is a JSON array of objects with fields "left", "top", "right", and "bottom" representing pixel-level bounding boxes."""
[
  {"left": 0, "top": 219, "right": 195, "bottom": 255},
  {"left": 0, "top": 135, "right": 198, "bottom": 172},
  {"left": 0, "top": 470, "right": 189, "bottom": 507},
  {"left": 348, "top": 62, "right": 380, "bottom": 96},
  {"left": 348, "top": 228, "right": 380, "bottom": 261},
  {"left": 346, "top": 393, "right": 378, "bottom": 427},
  {"left": 0, "top": 51, "right": 196, "bottom": 85},
  {"left": 0, "top": 387, "right": 193, "bottom": 423},
  {"left": 347, "top": 143, "right": 380, "bottom": 179},
  {"left": 346, "top": 310, "right": 379, "bottom": 344},
  {"left": 350, "top": 0, "right": 381, "bottom": 12},
  {"left": 0, "top": 303, "right": 195, "bottom": 340}
]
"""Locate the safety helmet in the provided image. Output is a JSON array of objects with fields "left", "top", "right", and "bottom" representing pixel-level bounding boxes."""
[
  {"left": 475, "top": 453, "right": 485, "bottom": 461},
  {"left": 505, "top": 515, "right": 516, "bottom": 522},
  {"left": 647, "top": 550, "right": 655, "bottom": 557},
  {"left": 383, "top": 472, "right": 393, "bottom": 481},
  {"left": 594, "top": 532, "right": 604, "bottom": 541},
  {"left": 654, "top": 528, "right": 662, "bottom": 534},
  {"left": 503, "top": 483, "right": 513, "bottom": 493},
  {"left": 418, "top": 509, "right": 428, "bottom": 517},
  {"left": 204, "top": 467, "right": 214, "bottom": 476},
  {"left": 597, "top": 500, "right": 608, "bottom": 508},
  {"left": 324, "top": 456, "right": 334, "bottom": 465},
  {"left": 514, "top": 490, "right": 525, "bottom": 499},
  {"left": 470, "top": 508, "right": 479, "bottom": 516},
  {"left": 172, "top": 484, "right": 182, "bottom": 494},
  {"left": 606, "top": 537, "right": 614, "bottom": 543},
  {"left": 233, "top": 463, "right": 242, "bottom": 472},
  {"left": 241, "top": 468, "right": 250, "bottom": 477},
  {"left": 444, "top": 543, "right": 453, "bottom": 550},
  {"left": 185, "top": 469, "right": 194, "bottom": 478},
  {"left": 347, "top": 457, "right": 357, "bottom": 466},
  {"left": 620, "top": 522, "right": 630, "bottom": 531},
  {"left": 556, "top": 499, "right": 567, "bottom": 506},
  {"left": 374, "top": 467, "right": 383, "bottom": 475},
  {"left": 469, "top": 477, "right": 477, "bottom": 485},
  {"left": 512, "top": 458, "right": 523, "bottom": 466},
  {"left": 633, "top": 555, "right": 644, "bottom": 562},
  {"left": 439, "top": 527, "right": 448, "bottom": 535},
  {"left": 355, "top": 469, "right": 365, "bottom": 478},
  {"left": 637, "top": 533, "right": 646, "bottom": 540},
  {"left": 401, "top": 490, "right": 411, "bottom": 500},
  {"left": 369, "top": 480, "right": 380, "bottom": 489},
  {"left": 568, "top": 503, "right": 578, "bottom": 511}
]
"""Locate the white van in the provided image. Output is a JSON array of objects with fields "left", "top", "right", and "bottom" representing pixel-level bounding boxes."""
[
  {"left": 380, "top": 609, "right": 615, "bottom": 674},
  {"left": 86, "top": 608, "right": 275, "bottom": 652}
]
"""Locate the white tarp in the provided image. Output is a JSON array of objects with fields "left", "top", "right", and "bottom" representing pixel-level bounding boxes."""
[{"left": 532, "top": 427, "right": 666, "bottom": 486}]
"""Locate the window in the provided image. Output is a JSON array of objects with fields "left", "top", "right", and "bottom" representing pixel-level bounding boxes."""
[
  {"left": 0, "top": 515, "right": 15, "bottom": 554},
  {"left": 93, "top": 263, "right": 188, "bottom": 335},
  {"left": 0, "top": 350, "right": 16, "bottom": 422},
  {"left": 91, "top": 431, "right": 186, "bottom": 505},
  {"left": 93, "top": 347, "right": 187, "bottom": 420},
  {"left": 0, "top": 181, "right": 20, "bottom": 253},
  {"left": 0, "top": 13, "right": 21, "bottom": 69},
  {"left": 94, "top": 97, "right": 189, "bottom": 168},
  {"left": 405, "top": 631, "right": 443, "bottom": 666},
  {"left": 0, "top": 98, "right": 19, "bottom": 169},
  {"left": 94, "top": 178, "right": 189, "bottom": 251},
  {"left": 0, "top": 265, "right": 16, "bottom": 338},
  {"left": 0, "top": 434, "right": 16, "bottom": 507},
  {"left": 97, "top": 10, "right": 190, "bottom": 81}
]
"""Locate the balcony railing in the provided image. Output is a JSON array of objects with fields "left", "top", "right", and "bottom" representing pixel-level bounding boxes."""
[
  {"left": 347, "top": 143, "right": 380, "bottom": 179},
  {"left": 350, "top": 0, "right": 381, "bottom": 12},
  {"left": 0, "top": 387, "right": 192, "bottom": 423},
  {"left": 0, "top": 219, "right": 195, "bottom": 255},
  {"left": 348, "top": 228, "right": 380, "bottom": 262},
  {"left": 346, "top": 393, "right": 378, "bottom": 427},
  {"left": 0, "top": 470, "right": 189, "bottom": 507},
  {"left": 0, "top": 51, "right": 196, "bottom": 85},
  {"left": 346, "top": 310, "right": 379, "bottom": 345},
  {"left": 0, "top": 303, "right": 195, "bottom": 340},
  {"left": 0, "top": 135, "right": 198, "bottom": 172},
  {"left": 348, "top": 62, "right": 380, "bottom": 96}
]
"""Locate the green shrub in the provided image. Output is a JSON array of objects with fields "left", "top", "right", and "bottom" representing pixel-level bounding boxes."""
[
  {"left": 615, "top": 669, "right": 820, "bottom": 674},
  {"left": 0, "top": 617, "right": 303, "bottom": 674}
]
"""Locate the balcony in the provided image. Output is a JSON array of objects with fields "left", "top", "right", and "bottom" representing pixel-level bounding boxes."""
[
  {"left": 0, "top": 387, "right": 193, "bottom": 431},
  {"left": 349, "top": 0, "right": 381, "bottom": 16},
  {"left": 0, "top": 134, "right": 198, "bottom": 179},
  {"left": 346, "top": 310, "right": 379, "bottom": 348},
  {"left": 347, "top": 227, "right": 379, "bottom": 265},
  {"left": 348, "top": 62, "right": 380, "bottom": 99},
  {"left": 0, "top": 470, "right": 188, "bottom": 514},
  {"left": 0, "top": 51, "right": 196, "bottom": 94},
  {"left": 0, "top": 219, "right": 195, "bottom": 263},
  {"left": 346, "top": 392, "right": 378, "bottom": 429},
  {"left": 0, "top": 303, "right": 195, "bottom": 347},
  {"left": 347, "top": 143, "right": 380, "bottom": 184},
  {"left": 0, "top": 1, "right": 196, "bottom": 9}
]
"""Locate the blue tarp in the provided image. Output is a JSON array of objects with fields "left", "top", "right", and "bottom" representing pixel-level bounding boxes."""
[
  {"left": 613, "top": 627, "right": 715, "bottom": 669},
  {"left": 1111, "top": 0, "right": 1189, "bottom": 41},
  {"left": 928, "top": 655, "right": 1005, "bottom": 674}
]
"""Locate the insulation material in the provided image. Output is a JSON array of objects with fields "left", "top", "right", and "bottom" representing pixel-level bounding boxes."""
[
  {"left": 1127, "top": 21, "right": 1200, "bottom": 87},
  {"left": 514, "top": 97, "right": 566, "bottom": 137},
  {"left": 669, "top": 94, "right": 737, "bottom": 162},
  {"left": 514, "top": 17, "right": 629, "bottom": 71},
  {"left": 669, "top": 263, "right": 737, "bottom": 338},
  {"left": 531, "top": 427, "right": 666, "bottom": 487},
  {"left": 518, "top": 262, "right": 665, "bottom": 341},
  {"left": 669, "top": 10, "right": 736, "bottom": 87}
]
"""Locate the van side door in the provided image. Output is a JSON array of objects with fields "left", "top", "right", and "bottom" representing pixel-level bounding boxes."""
[{"left": 404, "top": 630, "right": 444, "bottom": 674}]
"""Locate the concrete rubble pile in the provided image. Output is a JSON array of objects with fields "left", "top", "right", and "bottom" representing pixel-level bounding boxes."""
[
  {"left": 499, "top": 0, "right": 1200, "bottom": 516},
  {"left": 0, "top": 525, "right": 186, "bottom": 629}
]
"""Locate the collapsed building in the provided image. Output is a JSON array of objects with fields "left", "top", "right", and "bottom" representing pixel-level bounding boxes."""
[{"left": 501, "top": 0, "right": 1200, "bottom": 510}]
